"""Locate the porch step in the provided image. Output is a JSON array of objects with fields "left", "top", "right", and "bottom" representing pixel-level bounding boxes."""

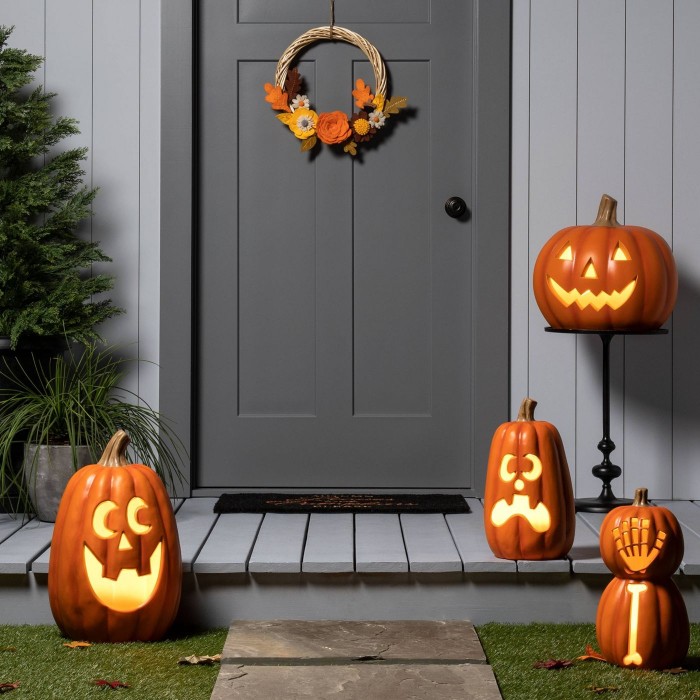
[{"left": 211, "top": 620, "right": 502, "bottom": 699}]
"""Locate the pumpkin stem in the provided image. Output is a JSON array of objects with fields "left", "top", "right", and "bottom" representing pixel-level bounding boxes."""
[
  {"left": 98, "top": 430, "right": 131, "bottom": 467},
  {"left": 516, "top": 397, "right": 537, "bottom": 422},
  {"left": 632, "top": 487, "right": 650, "bottom": 507},
  {"left": 593, "top": 194, "right": 620, "bottom": 227}
]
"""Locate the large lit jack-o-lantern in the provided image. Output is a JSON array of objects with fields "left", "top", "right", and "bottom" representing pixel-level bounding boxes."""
[
  {"left": 596, "top": 487, "right": 689, "bottom": 670},
  {"left": 533, "top": 194, "right": 677, "bottom": 330},
  {"left": 48, "top": 431, "right": 182, "bottom": 642},
  {"left": 483, "top": 398, "right": 575, "bottom": 560}
]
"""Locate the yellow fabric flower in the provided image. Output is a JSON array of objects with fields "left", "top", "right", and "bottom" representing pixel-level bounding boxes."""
[
  {"left": 353, "top": 118, "right": 370, "bottom": 136},
  {"left": 288, "top": 108, "right": 318, "bottom": 139}
]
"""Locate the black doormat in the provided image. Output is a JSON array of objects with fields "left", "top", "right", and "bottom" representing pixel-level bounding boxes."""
[{"left": 213, "top": 493, "right": 470, "bottom": 514}]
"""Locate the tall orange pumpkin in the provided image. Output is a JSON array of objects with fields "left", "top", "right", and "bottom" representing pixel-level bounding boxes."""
[
  {"left": 596, "top": 576, "right": 689, "bottom": 670},
  {"left": 48, "top": 431, "right": 182, "bottom": 642},
  {"left": 483, "top": 397, "right": 575, "bottom": 560},
  {"left": 533, "top": 194, "right": 677, "bottom": 330}
]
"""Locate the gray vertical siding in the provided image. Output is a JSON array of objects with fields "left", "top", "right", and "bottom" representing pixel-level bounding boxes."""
[
  {"left": 7, "top": 1, "right": 699, "bottom": 497},
  {"left": 513, "top": 0, "right": 700, "bottom": 499},
  {"left": 0, "top": 0, "right": 161, "bottom": 409}
]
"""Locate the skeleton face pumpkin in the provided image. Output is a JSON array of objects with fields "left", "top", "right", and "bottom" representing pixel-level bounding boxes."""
[
  {"left": 483, "top": 398, "right": 575, "bottom": 560},
  {"left": 533, "top": 195, "right": 677, "bottom": 330},
  {"left": 48, "top": 431, "right": 182, "bottom": 642},
  {"left": 599, "top": 488, "right": 683, "bottom": 580}
]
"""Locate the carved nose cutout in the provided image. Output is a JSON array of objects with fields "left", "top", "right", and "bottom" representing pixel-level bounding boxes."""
[
  {"left": 118, "top": 533, "right": 132, "bottom": 551},
  {"left": 582, "top": 259, "right": 598, "bottom": 279}
]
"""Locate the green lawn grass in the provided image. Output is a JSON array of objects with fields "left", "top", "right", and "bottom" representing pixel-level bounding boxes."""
[
  {"left": 0, "top": 625, "right": 227, "bottom": 699},
  {"left": 477, "top": 622, "right": 700, "bottom": 700}
]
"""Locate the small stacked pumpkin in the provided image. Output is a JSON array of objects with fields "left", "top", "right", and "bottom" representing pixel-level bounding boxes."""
[{"left": 596, "top": 488, "right": 689, "bottom": 669}]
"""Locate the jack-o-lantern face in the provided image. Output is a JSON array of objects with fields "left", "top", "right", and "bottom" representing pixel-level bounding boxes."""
[
  {"left": 48, "top": 431, "right": 182, "bottom": 642},
  {"left": 533, "top": 194, "right": 677, "bottom": 330},
  {"left": 83, "top": 495, "right": 165, "bottom": 613},
  {"left": 483, "top": 398, "right": 575, "bottom": 560},
  {"left": 490, "top": 452, "right": 551, "bottom": 533}
]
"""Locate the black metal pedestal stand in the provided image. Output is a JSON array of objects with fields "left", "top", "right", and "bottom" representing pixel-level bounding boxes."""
[{"left": 545, "top": 327, "right": 668, "bottom": 513}]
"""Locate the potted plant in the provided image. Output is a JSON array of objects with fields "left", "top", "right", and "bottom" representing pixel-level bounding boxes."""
[
  {"left": 0, "top": 25, "right": 120, "bottom": 352},
  {"left": 0, "top": 343, "right": 185, "bottom": 520}
]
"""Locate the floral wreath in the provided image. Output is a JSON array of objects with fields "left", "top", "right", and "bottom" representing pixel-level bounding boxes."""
[{"left": 264, "top": 26, "right": 407, "bottom": 156}]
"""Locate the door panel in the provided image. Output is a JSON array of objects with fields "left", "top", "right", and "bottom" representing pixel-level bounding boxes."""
[{"left": 196, "top": 0, "right": 487, "bottom": 490}]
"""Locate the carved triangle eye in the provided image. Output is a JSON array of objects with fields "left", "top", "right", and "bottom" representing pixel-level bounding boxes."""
[
  {"left": 558, "top": 244, "right": 573, "bottom": 261},
  {"left": 612, "top": 242, "right": 631, "bottom": 261}
]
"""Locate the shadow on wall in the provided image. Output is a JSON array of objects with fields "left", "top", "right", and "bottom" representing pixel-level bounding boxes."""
[{"left": 575, "top": 260, "right": 700, "bottom": 437}]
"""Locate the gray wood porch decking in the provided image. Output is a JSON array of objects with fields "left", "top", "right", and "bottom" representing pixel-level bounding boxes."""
[{"left": 2, "top": 498, "right": 700, "bottom": 627}]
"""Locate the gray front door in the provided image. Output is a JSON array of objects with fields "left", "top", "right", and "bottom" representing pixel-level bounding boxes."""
[{"left": 194, "top": 0, "right": 509, "bottom": 492}]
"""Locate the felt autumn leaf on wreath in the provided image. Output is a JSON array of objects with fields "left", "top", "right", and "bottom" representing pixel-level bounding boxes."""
[{"left": 264, "top": 26, "right": 407, "bottom": 156}]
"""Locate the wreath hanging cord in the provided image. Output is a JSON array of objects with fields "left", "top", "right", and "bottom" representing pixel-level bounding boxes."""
[{"left": 264, "top": 23, "right": 407, "bottom": 156}]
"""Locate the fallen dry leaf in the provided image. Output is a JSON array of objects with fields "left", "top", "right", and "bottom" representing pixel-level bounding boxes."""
[
  {"left": 533, "top": 658, "right": 574, "bottom": 670},
  {"left": 178, "top": 653, "right": 222, "bottom": 666},
  {"left": 64, "top": 641, "right": 92, "bottom": 649},
  {"left": 587, "top": 686, "right": 619, "bottom": 695},
  {"left": 577, "top": 644, "right": 608, "bottom": 663},
  {"left": 0, "top": 648, "right": 15, "bottom": 653},
  {"left": 0, "top": 683, "right": 19, "bottom": 694},
  {"left": 661, "top": 666, "right": 687, "bottom": 675},
  {"left": 94, "top": 679, "right": 129, "bottom": 689}
]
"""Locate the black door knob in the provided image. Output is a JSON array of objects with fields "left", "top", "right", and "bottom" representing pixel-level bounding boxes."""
[{"left": 445, "top": 196, "right": 468, "bottom": 219}]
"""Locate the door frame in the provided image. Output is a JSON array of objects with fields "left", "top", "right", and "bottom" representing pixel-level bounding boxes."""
[{"left": 160, "top": 0, "right": 512, "bottom": 497}]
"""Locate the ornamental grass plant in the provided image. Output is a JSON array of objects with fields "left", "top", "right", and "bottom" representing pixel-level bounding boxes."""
[{"left": 0, "top": 342, "right": 184, "bottom": 513}]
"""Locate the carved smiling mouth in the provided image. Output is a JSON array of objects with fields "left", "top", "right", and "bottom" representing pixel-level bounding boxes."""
[
  {"left": 547, "top": 276, "right": 637, "bottom": 311},
  {"left": 491, "top": 495, "right": 551, "bottom": 533},
  {"left": 83, "top": 541, "right": 163, "bottom": 613}
]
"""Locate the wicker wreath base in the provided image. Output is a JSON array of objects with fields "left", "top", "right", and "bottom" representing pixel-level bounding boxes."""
[{"left": 263, "top": 25, "right": 407, "bottom": 156}]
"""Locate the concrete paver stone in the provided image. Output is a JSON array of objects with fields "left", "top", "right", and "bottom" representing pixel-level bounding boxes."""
[{"left": 211, "top": 620, "right": 502, "bottom": 699}]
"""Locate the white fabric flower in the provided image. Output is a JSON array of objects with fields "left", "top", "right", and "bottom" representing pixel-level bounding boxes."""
[
  {"left": 295, "top": 112, "right": 315, "bottom": 134},
  {"left": 291, "top": 94, "right": 310, "bottom": 111},
  {"left": 368, "top": 110, "right": 386, "bottom": 129}
]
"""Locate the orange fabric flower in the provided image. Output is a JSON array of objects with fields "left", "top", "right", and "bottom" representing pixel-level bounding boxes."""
[{"left": 316, "top": 111, "right": 352, "bottom": 144}]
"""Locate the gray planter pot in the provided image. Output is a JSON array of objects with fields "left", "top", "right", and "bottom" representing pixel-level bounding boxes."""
[{"left": 23, "top": 444, "right": 92, "bottom": 522}]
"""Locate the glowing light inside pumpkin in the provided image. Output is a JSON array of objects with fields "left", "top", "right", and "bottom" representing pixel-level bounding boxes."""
[
  {"left": 613, "top": 243, "right": 631, "bottom": 261},
  {"left": 612, "top": 517, "right": 667, "bottom": 574},
  {"left": 558, "top": 244, "right": 573, "bottom": 261},
  {"left": 583, "top": 259, "right": 598, "bottom": 279},
  {"left": 84, "top": 542, "right": 163, "bottom": 613},
  {"left": 84, "top": 497, "right": 162, "bottom": 613},
  {"left": 490, "top": 495, "right": 551, "bottom": 532},
  {"left": 546, "top": 276, "right": 637, "bottom": 311},
  {"left": 491, "top": 453, "right": 551, "bottom": 531},
  {"left": 623, "top": 582, "right": 647, "bottom": 666}
]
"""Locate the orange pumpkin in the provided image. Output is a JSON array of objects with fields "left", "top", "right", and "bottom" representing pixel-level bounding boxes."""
[
  {"left": 533, "top": 194, "right": 677, "bottom": 330},
  {"left": 599, "top": 487, "right": 683, "bottom": 580},
  {"left": 483, "top": 397, "right": 575, "bottom": 560},
  {"left": 596, "top": 576, "right": 689, "bottom": 670},
  {"left": 48, "top": 431, "right": 182, "bottom": 642}
]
